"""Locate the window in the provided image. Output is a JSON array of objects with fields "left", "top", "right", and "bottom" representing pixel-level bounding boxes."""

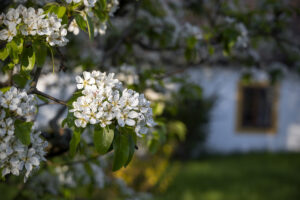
[{"left": 236, "top": 82, "right": 278, "bottom": 133}]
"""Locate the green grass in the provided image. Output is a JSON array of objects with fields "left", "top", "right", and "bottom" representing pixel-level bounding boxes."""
[{"left": 155, "top": 153, "right": 300, "bottom": 200}]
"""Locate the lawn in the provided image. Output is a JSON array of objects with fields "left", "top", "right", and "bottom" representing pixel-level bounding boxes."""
[{"left": 154, "top": 153, "right": 300, "bottom": 200}]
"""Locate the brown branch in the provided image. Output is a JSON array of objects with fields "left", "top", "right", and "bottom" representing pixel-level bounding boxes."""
[
  {"left": 30, "top": 88, "right": 68, "bottom": 106},
  {"left": 28, "top": 66, "right": 67, "bottom": 106}
]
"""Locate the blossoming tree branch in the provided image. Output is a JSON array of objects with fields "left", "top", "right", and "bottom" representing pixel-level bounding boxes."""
[
  {"left": 0, "top": 0, "right": 299, "bottom": 197},
  {"left": 0, "top": 0, "right": 156, "bottom": 181}
]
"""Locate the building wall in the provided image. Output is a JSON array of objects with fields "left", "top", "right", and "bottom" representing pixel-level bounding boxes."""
[{"left": 188, "top": 67, "right": 300, "bottom": 153}]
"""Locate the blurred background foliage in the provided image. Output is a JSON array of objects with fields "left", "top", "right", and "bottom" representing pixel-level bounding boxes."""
[{"left": 1, "top": 0, "right": 300, "bottom": 199}]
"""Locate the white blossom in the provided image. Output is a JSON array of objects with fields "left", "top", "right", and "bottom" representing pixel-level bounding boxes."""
[
  {"left": 68, "top": 20, "right": 80, "bottom": 35},
  {"left": 70, "top": 71, "right": 155, "bottom": 136},
  {"left": 0, "top": 87, "right": 37, "bottom": 121},
  {"left": 0, "top": 87, "right": 48, "bottom": 181},
  {"left": 0, "top": 24, "right": 17, "bottom": 42},
  {"left": 0, "top": 6, "right": 68, "bottom": 46}
]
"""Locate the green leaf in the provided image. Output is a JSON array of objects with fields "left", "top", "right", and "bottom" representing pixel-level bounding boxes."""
[
  {"left": 54, "top": 6, "right": 67, "bottom": 18},
  {"left": 33, "top": 42, "right": 47, "bottom": 66},
  {"left": 21, "top": 46, "right": 36, "bottom": 72},
  {"left": 0, "top": 87, "right": 11, "bottom": 93},
  {"left": 69, "top": 127, "right": 82, "bottom": 157},
  {"left": 75, "top": 14, "right": 87, "bottom": 31},
  {"left": 7, "top": 38, "right": 24, "bottom": 64},
  {"left": 62, "top": 111, "right": 75, "bottom": 128},
  {"left": 93, "top": 126, "right": 114, "bottom": 155},
  {"left": 44, "top": 4, "right": 57, "bottom": 14},
  {"left": 62, "top": 13, "right": 68, "bottom": 25},
  {"left": 98, "top": 0, "right": 107, "bottom": 9},
  {"left": 0, "top": 47, "right": 9, "bottom": 61},
  {"left": 124, "top": 132, "right": 135, "bottom": 167},
  {"left": 112, "top": 129, "right": 130, "bottom": 171},
  {"left": 13, "top": 73, "right": 28, "bottom": 88},
  {"left": 86, "top": 14, "right": 94, "bottom": 40},
  {"left": 45, "top": 5, "right": 66, "bottom": 19},
  {"left": 14, "top": 120, "right": 33, "bottom": 146}
]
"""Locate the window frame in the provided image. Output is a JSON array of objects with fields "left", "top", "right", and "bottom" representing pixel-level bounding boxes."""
[{"left": 235, "top": 81, "right": 279, "bottom": 134}]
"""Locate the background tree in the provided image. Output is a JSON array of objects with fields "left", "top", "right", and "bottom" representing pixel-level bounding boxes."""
[{"left": 0, "top": 0, "right": 299, "bottom": 199}]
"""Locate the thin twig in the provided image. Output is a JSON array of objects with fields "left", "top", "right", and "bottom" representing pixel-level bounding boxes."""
[{"left": 31, "top": 88, "right": 68, "bottom": 106}]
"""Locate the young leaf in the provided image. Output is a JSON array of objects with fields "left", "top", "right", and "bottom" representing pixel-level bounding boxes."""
[
  {"left": 86, "top": 14, "right": 94, "bottom": 40},
  {"left": 69, "top": 127, "right": 82, "bottom": 157},
  {"left": 21, "top": 46, "right": 36, "bottom": 72},
  {"left": 44, "top": 4, "right": 56, "bottom": 14},
  {"left": 93, "top": 126, "right": 114, "bottom": 155},
  {"left": 14, "top": 120, "right": 33, "bottom": 146},
  {"left": 0, "top": 47, "right": 9, "bottom": 61},
  {"left": 0, "top": 87, "right": 11, "bottom": 93},
  {"left": 112, "top": 129, "right": 130, "bottom": 171},
  {"left": 75, "top": 14, "right": 87, "bottom": 31},
  {"left": 55, "top": 6, "right": 67, "bottom": 18},
  {"left": 6, "top": 38, "right": 24, "bottom": 63}
]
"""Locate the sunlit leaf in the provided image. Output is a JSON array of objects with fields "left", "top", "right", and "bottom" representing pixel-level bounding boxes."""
[{"left": 94, "top": 126, "right": 114, "bottom": 154}]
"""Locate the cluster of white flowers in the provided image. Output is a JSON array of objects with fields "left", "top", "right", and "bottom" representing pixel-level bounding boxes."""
[
  {"left": 0, "top": 87, "right": 37, "bottom": 121},
  {"left": 0, "top": 87, "right": 48, "bottom": 181},
  {"left": 70, "top": 71, "right": 155, "bottom": 136},
  {"left": 0, "top": 5, "right": 68, "bottom": 46}
]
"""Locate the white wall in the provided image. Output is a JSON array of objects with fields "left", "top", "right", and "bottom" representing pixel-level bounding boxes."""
[{"left": 188, "top": 67, "right": 300, "bottom": 153}]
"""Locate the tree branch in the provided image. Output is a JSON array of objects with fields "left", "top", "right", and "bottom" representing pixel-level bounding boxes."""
[
  {"left": 28, "top": 66, "right": 68, "bottom": 106},
  {"left": 31, "top": 88, "right": 68, "bottom": 106}
]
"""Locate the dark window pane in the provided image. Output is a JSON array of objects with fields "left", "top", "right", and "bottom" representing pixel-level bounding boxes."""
[{"left": 241, "top": 86, "right": 273, "bottom": 129}]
